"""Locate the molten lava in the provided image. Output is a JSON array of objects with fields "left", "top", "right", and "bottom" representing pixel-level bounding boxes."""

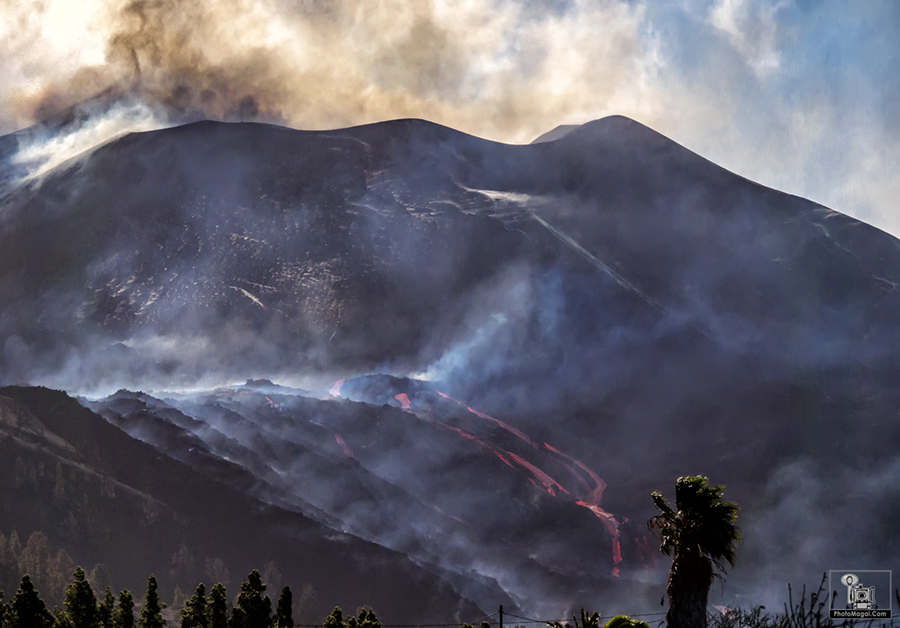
[
  {"left": 335, "top": 434, "right": 354, "bottom": 458},
  {"left": 437, "top": 391, "right": 536, "bottom": 446},
  {"left": 349, "top": 383, "right": 627, "bottom": 572},
  {"left": 576, "top": 500, "right": 622, "bottom": 564},
  {"left": 433, "top": 393, "right": 624, "bottom": 569},
  {"left": 433, "top": 420, "right": 515, "bottom": 468},
  {"left": 438, "top": 391, "right": 622, "bottom": 577},
  {"left": 506, "top": 451, "right": 570, "bottom": 496},
  {"left": 542, "top": 442, "right": 593, "bottom": 493},
  {"left": 329, "top": 380, "right": 344, "bottom": 397},
  {"left": 432, "top": 505, "right": 468, "bottom": 526},
  {"left": 265, "top": 396, "right": 279, "bottom": 409},
  {"left": 394, "top": 393, "right": 411, "bottom": 410},
  {"left": 634, "top": 533, "right": 659, "bottom": 568},
  {"left": 544, "top": 441, "right": 607, "bottom": 499}
]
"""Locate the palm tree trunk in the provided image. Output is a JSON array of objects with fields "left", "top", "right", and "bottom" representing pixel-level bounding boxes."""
[{"left": 665, "top": 551, "right": 712, "bottom": 628}]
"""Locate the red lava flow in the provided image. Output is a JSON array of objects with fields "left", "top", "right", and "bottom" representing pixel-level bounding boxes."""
[
  {"left": 432, "top": 391, "right": 624, "bottom": 571},
  {"left": 506, "top": 451, "right": 570, "bottom": 496},
  {"left": 437, "top": 391, "right": 536, "bottom": 446},
  {"left": 334, "top": 435, "right": 354, "bottom": 458},
  {"left": 394, "top": 393, "right": 411, "bottom": 409},
  {"left": 432, "top": 504, "right": 468, "bottom": 526},
  {"left": 433, "top": 419, "right": 516, "bottom": 468},
  {"left": 336, "top": 383, "right": 625, "bottom": 573}
]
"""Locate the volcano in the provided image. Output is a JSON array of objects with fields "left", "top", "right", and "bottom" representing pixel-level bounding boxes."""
[{"left": 1, "top": 115, "right": 898, "bottom": 618}]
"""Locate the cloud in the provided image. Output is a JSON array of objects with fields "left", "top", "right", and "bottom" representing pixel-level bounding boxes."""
[
  {"left": 0, "top": 0, "right": 110, "bottom": 132},
  {"left": 636, "top": 1, "right": 900, "bottom": 236},
  {"left": 0, "top": 0, "right": 656, "bottom": 140},
  {"left": 708, "top": 0, "right": 784, "bottom": 77}
]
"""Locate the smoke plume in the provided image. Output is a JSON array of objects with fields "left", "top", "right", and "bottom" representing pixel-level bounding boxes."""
[{"left": 1, "top": 0, "right": 652, "bottom": 141}]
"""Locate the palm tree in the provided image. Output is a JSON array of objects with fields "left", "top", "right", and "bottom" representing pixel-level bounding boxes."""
[
  {"left": 546, "top": 611, "right": 649, "bottom": 628},
  {"left": 648, "top": 476, "right": 741, "bottom": 628},
  {"left": 546, "top": 609, "right": 600, "bottom": 628}
]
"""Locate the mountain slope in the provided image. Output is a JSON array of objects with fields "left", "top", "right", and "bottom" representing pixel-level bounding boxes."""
[
  {"left": 1, "top": 115, "right": 899, "bottom": 613},
  {"left": 3, "top": 116, "right": 899, "bottom": 388},
  {"left": 0, "top": 385, "right": 483, "bottom": 622}
]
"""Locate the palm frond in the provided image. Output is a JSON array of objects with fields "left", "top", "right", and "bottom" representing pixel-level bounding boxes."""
[{"left": 650, "top": 476, "right": 741, "bottom": 572}]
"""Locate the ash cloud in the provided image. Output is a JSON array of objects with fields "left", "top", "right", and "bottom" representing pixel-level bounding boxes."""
[{"left": 1, "top": 0, "right": 653, "bottom": 140}]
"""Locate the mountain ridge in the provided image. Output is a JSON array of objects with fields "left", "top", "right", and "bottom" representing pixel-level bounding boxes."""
[{"left": 0, "top": 384, "right": 488, "bottom": 621}]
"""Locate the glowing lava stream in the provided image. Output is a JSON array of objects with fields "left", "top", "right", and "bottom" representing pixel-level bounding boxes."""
[
  {"left": 433, "top": 391, "right": 623, "bottom": 572},
  {"left": 334, "top": 435, "right": 354, "bottom": 458},
  {"left": 394, "top": 393, "right": 411, "bottom": 410},
  {"left": 505, "top": 452, "right": 569, "bottom": 497},
  {"left": 437, "top": 391, "right": 535, "bottom": 445},
  {"left": 542, "top": 441, "right": 623, "bottom": 564},
  {"left": 432, "top": 419, "right": 515, "bottom": 468},
  {"left": 331, "top": 383, "right": 624, "bottom": 573},
  {"left": 436, "top": 392, "right": 615, "bottom": 503}
]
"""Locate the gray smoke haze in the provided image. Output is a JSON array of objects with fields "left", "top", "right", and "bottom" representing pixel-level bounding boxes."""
[
  {"left": 3, "top": 1, "right": 900, "bottom": 236},
  {"left": 728, "top": 455, "right": 900, "bottom": 611}
]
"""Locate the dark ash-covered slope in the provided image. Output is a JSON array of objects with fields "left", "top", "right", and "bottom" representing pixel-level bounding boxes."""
[
  {"left": 3, "top": 116, "right": 900, "bottom": 377},
  {"left": 0, "top": 385, "right": 482, "bottom": 622},
  {"left": 3, "top": 116, "right": 899, "bottom": 386}
]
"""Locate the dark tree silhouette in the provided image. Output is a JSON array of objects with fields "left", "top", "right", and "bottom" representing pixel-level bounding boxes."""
[
  {"left": 180, "top": 584, "right": 208, "bottom": 628},
  {"left": 139, "top": 576, "right": 166, "bottom": 628},
  {"left": 6, "top": 575, "right": 54, "bottom": 628},
  {"left": 601, "top": 617, "right": 649, "bottom": 628},
  {"left": 273, "top": 587, "right": 292, "bottom": 628},
  {"left": 322, "top": 607, "right": 343, "bottom": 628},
  {"left": 350, "top": 608, "right": 381, "bottom": 628},
  {"left": 648, "top": 476, "right": 741, "bottom": 628},
  {"left": 322, "top": 606, "right": 381, "bottom": 628},
  {"left": 98, "top": 587, "right": 116, "bottom": 628},
  {"left": 65, "top": 567, "right": 98, "bottom": 628},
  {"left": 547, "top": 617, "right": 650, "bottom": 628},
  {"left": 116, "top": 590, "right": 134, "bottom": 628},
  {"left": 206, "top": 584, "right": 227, "bottom": 628},
  {"left": 230, "top": 571, "right": 270, "bottom": 628}
]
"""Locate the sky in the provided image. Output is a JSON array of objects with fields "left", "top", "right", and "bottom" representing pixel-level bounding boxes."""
[{"left": 2, "top": 0, "right": 900, "bottom": 236}]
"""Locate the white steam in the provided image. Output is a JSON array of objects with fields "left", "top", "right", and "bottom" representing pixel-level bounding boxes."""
[{"left": 11, "top": 100, "right": 167, "bottom": 181}]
